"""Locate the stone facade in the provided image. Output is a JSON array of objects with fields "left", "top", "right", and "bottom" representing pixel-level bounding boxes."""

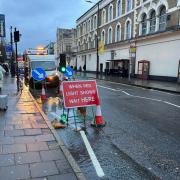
[
  {"left": 55, "top": 28, "right": 76, "bottom": 65},
  {"left": 76, "top": 0, "right": 180, "bottom": 80}
]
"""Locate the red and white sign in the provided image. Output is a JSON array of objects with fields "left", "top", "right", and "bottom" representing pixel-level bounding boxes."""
[{"left": 62, "top": 80, "right": 99, "bottom": 108}]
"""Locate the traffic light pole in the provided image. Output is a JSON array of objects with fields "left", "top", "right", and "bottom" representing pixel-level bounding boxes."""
[
  {"left": 10, "top": 26, "right": 15, "bottom": 77},
  {"left": 14, "top": 27, "right": 19, "bottom": 92}
]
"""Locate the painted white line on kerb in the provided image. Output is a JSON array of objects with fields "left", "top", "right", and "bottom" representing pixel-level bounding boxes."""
[{"left": 80, "top": 131, "right": 105, "bottom": 178}]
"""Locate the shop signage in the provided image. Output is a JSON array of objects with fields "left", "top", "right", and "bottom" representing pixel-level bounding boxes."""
[{"left": 62, "top": 80, "right": 99, "bottom": 108}]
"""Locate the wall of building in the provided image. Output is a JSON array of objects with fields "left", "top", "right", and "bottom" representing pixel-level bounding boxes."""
[{"left": 136, "top": 32, "right": 180, "bottom": 77}]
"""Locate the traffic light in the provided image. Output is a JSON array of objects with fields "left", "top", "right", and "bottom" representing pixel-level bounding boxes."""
[
  {"left": 59, "top": 54, "right": 66, "bottom": 73},
  {"left": 14, "top": 30, "right": 20, "bottom": 42},
  {"left": 60, "top": 66, "right": 66, "bottom": 73}
]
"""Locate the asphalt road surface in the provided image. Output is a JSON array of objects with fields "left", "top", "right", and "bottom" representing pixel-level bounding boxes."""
[{"left": 33, "top": 79, "right": 180, "bottom": 180}]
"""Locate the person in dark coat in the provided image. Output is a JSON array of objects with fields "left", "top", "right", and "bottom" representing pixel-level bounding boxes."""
[{"left": 83, "top": 64, "right": 86, "bottom": 72}]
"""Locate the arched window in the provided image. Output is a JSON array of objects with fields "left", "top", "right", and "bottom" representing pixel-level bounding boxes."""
[
  {"left": 88, "top": 37, "right": 91, "bottom": 49},
  {"left": 108, "top": 28, "right": 112, "bottom": 44},
  {"left": 159, "top": 6, "right": 166, "bottom": 31},
  {"left": 88, "top": 19, "right": 91, "bottom": 32},
  {"left": 116, "top": 24, "right": 121, "bottom": 42},
  {"left": 117, "top": 0, "right": 122, "bottom": 17},
  {"left": 101, "top": 30, "right": 105, "bottom": 44},
  {"left": 141, "top": 13, "right": 147, "bottom": 35},
  {"left": 149, "top": 10, "right": 156, "bottom": 33},
  {"left": 94, "top": 15, "right": 97, "bottom": 29},
  {"left": 126, "top": 0, "right": 132, "bottom": 12},
  {"left": 80, "top": 25, "right": 83, "bottom": 36},
  {"left": 78, "top": 41, "right": 81, "bottom": 51},
  {"left": 83, "top": 23, "right": 86, "bottom": 34},
  {"left": 101, "top": 9, "right": 106, "bottom": 25},
  {"left": 94, "top": 34, "right": 97, "bottom": 48},
  {"left": 125, "top": 20, "right": 131, "bottom": 39},
  {"left": 108, "top": 5, "right": 113, "bottom": 21}
]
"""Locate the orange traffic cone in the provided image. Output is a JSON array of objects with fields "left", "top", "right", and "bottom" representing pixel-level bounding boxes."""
[
  {"left": 40, "top": 84, "right": 46, "bottom": 101},
  {"left": 91, "top": 98, "right": 106, "bottom": 127}
]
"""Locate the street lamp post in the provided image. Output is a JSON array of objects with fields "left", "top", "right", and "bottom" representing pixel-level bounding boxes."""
[{"left": 85, "top": 0, "right": 100, "bottom": 74}]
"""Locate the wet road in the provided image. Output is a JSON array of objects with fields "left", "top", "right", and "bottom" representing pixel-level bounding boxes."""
[{"left": 32, "top": 79, "right": 180, "bottom": 180}]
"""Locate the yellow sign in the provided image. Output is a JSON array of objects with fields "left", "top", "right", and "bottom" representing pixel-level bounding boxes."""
[
  {"left": 98, "top": 41, "right": 105, "bottom": 54},
  {"left": 130, "top": 46, "right": 136, "bottom": 53}
]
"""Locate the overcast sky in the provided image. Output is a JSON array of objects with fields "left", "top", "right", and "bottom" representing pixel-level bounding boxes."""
[{"left": 0, "top": 0, "right": 97, "bottom": 53}]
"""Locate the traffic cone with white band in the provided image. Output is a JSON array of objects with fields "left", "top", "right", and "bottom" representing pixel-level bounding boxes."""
[
  {"left": 59, "top": 81, "right": 63, "bottom": 96},
  {"left": 40, "top": 84, "right": 46, "bottom": 101},
  {"left": 91, "top": 98, "right": 106, "bottom": 127}
]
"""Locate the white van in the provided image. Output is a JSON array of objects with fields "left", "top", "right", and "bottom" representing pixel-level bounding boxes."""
[{"left": 25, "top": 54, "right": 59, "bottom": 88}]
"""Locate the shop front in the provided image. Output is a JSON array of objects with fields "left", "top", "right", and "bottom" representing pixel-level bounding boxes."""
[{"left": 105, "top": 59, "right": 129, "bottom": 77}]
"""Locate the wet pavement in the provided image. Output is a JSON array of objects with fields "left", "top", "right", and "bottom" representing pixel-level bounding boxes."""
[{"left": 0, "top": 76, "right": 84, "bottom": 180}]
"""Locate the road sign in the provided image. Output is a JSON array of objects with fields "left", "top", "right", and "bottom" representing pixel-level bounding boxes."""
[
  {"left": 64, "top": 67, "right": 73, "bottom": 78},
  {"left": 32, "top": 68, "right": 46, "bottom": 81},
  {"left": 5, "top": 45, "right": 12, "bottom": 53},
  {"left": 62, "top": 80, "right": 99, "bottom": 108}
]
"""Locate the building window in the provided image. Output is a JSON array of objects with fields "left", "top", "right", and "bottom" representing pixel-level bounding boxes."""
[
  {"left": 88, "top": 37, "right": 91, "bottom": 49},
  {"left": 159, "top": 6, "right": 166, "bottom": 31},
  {"left": 125, "top": 20, "right": 131, "bottom": 39},
  {"left": 66, "top": 45, "right": 71, "bottom": 52},
  {"left": 117, "top": 0, "right": 122, "bottom": 17},
  {"left": 142, "top": 0, "right": 147, "bottom": 3},
  {"left": 101, "top": 30, "right": 105, "bottom": 44},
  {"left": 101, "top": 9, "right": 106, "bottom": 25},
  {"left": 108, "top": 27, "right": 112, "bottom": 44},
  {"left": 141, "top": 13, "right": 147, "bottom": 35},
  {"left": 94, "top": 34, "right": 97, "bottom": 48},
  {"left": 116, "top": 24, "right": 121, "bottom": 42},
  {"left": 88, "top": 19, "right": 91, "bottom": 32},
  {"left": 126, "top": 0, "right": 132, "bottom": 12},
  {"left": 83, "top": 23, "right": 86, "bottom": 34},
  {"left": 108, "top": 4, "right": 113, "bottom": 22},
  {"left": 149, "top": 10, "right": 156, "bottom": 33},
  {"left": 94, "top": 15, "right": 97, "bottom": 29}
]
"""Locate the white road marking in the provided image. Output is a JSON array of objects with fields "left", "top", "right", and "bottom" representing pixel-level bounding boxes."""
[
  {"left": 97, "top": 85, "right": 118, "bottom": 91},
  {"left": 80, "top": 130, "right": 105, "bottom": 178},
  {"left": 98, "top": 85, "right": 180, "bottom": 108},
  {"left": 98, "top": 79, "right": 180, "bottom": 96},
  {"left": 163, "top": 101, "right": 180, "bottom": 108},
  {"left": 121, "top": 90, "right": 131, "bottom": 96}
]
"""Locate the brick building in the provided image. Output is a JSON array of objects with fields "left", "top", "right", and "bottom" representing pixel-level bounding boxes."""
[{"left": 76, "top": 0, "right": 180, "bottom": 81}]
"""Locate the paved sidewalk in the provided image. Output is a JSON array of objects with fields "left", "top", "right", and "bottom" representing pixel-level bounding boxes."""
[
  {"left": 81, "top": 72, "right": 180, "bottom": 94},
  {"left": 0, "top": 76, "right": 85, "bottom": 180}
]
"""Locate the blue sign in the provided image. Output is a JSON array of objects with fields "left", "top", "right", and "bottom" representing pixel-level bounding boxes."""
[
  {"left": 64, "top": 67, "right": 73, "bottom": 78},
  {"left": 6, "top": 45, "right": 12, "bottom": 53},
  {"left": 32, "top": 68, "right": 46, "bottom": 81}
]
